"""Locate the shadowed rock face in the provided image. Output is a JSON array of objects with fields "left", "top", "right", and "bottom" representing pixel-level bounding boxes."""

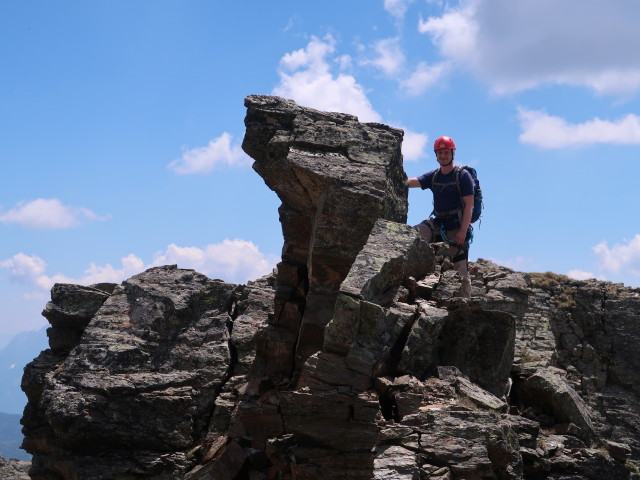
[{"left": 18, "top": 97, "right": 640, "bottom": 480}]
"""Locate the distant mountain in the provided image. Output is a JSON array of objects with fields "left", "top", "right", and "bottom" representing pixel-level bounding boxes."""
[
  {"left": 0, "top": 328, "right": 49, "bottom": 414},
  {"left": 0, "top": 329, "right": 47, "bottom": 462},
  {"left": 0, "top": 413, "right": 29, "bottom": 461}
]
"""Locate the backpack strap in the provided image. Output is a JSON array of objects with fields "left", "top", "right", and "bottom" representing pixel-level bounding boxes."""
[
  {"left": 428, "top": 169, "right": 438, "bottom": 218},
  {"left": 453, "top": 165, "right": 463, "bottom": 200}
]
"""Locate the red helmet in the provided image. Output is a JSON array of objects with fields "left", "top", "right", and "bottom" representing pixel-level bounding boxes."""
[{"left": 434, "top": 136, "right": 456, "bottom": 151}]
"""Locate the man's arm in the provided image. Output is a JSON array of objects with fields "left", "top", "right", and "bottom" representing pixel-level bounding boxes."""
[
  {"left": 406, "top": 177, "right": 421, "bottom": 188},
  {"left": 455, "top": 194, "right": 474, "bottom": 245}
]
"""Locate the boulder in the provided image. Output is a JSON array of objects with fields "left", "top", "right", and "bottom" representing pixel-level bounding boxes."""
[{"left": 522, "top": 368, "right": 597, "bottom": 443}]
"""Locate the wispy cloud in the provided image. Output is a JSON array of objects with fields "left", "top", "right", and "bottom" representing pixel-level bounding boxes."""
[
  {"left": 384, "top": 0, "right": 415, "bottom": 20},
  {"left": 518, "top": 109, "right": 640, "bottom": 149},
  {"left": 273, "top": 35, "right": 381, "bottom": 123},
  {"left": 0, "top": 199, "right": 108, "bottom": 230},
  {"left": 364, "top": 37, "right": 406, "bottom": 76},
  {"left": 168, "top": 132, "right": 252, "bottom": 175},
  {"left": 400, "top": 61, "right": 449, "bottom": 96}
]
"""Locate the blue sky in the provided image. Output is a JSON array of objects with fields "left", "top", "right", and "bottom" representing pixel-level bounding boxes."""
[{"left": 2, "top": 0, "right": 640, "bottom": 342}]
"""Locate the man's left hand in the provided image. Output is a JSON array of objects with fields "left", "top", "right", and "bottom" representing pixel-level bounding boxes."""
[{"left": 454, "top": 229, "right": 467, "bottom": 245}]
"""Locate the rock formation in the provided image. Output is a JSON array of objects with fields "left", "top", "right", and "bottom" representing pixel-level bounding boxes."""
[{"left": 18, "top": 96, "right": 640, "bottom": 479}]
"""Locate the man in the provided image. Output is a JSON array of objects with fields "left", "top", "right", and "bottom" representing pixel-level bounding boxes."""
[{"left": 406, "top": 136, "right": 474, "bottom": 298}]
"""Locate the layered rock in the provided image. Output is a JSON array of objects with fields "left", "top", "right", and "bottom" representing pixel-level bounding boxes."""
[{"left": 20, "top": 97, "right": 640, "bottom": 480}]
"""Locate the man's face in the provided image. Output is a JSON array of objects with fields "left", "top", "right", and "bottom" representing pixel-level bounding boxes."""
[{"left": 435, "top": 148, "right": 453, "bottom": 165}]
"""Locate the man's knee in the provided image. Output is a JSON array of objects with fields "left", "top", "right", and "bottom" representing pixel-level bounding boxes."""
[{"left": 414, "top": 220, "right": 434, "bottom": 242}]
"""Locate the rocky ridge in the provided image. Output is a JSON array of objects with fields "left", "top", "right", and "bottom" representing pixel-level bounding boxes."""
[{"left": 16, "top": 96, "right": 640, "bottom": 479}]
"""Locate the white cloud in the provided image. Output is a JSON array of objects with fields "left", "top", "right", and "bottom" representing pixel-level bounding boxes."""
[
  {"left": 593, "top": 234, "right": 640, "bottom": 277},
  {"left": 151, "top": 240, "right": 278, "bottom": 284},
  {"left": 81, "top": 254, "right": 146, "bottom": 285},
  {"left": 274, "top": 36, "right": 433, "bottom": 160},
  {"left": 401, "top": 61, "right": 449, "bottom": 96},
  {"left": 398, "top": 127, "right": 428, "bottom": 161},
  {"left": 418, "top": 5, "right": 478, "bottom": 62},
  {"left": 273, "top": 35, "right": 381, "bottom": 123},
  {"left": 1, "top": 241, "right": 279, "bottom": 294},
  {"left": 0, "top": 198, "right": 107, "bottom": 230},
  {"left": 384, "top": 0, "right": 415, "bottom": 20},
  {"left": 518, "top": 108, "right": 640, "bottom": 149},
  {"left": 0, "top": 253, "right": 50, "bottom": 289},
  {"left": 365, "top": 37, "right": 406, "bottom": 76},
  {"left": 566, "top": 269, "right": 603, "bottom": 281},
  {"left": 0, "top": 252, "right": 143, "bottom": 291},
  {"left": 168, "top": 132, "right": 252, "bottom": 175},
  {"left": 418, "top": 0, "right": 640, "bottom": 96}
]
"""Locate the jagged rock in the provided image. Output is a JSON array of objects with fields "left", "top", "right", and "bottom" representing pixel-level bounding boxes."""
[
  {"left": 373, "top": 445, "right": 420, "bottom": 479},
  {"left": 401, "top": 410, "right": 524, "bottom": 479},
  {"left": 454, "top": 376, "right": 508, "bottom": 412},
  {"left": 302, "top": 218, "right": 434, "bottom": 390},
  {"left": 42, "top": 283, "right": 112, "bottom": 354},
  {"left": 397, "top": 301, "right": 448, "bottom": 378},
  {"left": 337, "top": 219, "right": 434, "bottom": 304},
  {"left": 522, "top": 368, "right": 597, "bottom": 443},
  {"left": 604, "top": 439, "right": 633, "bottom": 461},
  {"left": 20, "top": 97, "right": 640, "bottom": 480}
]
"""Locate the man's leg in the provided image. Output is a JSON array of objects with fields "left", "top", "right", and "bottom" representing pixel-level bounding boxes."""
[
  {"left": 453, "top": 258, "right": 471, "bottom": 298},
  {"left": 416, "top": 220, "right": 471, "bottom": 298},
  {"left": 447, "top": 228, "right": 471, "bottom": 299}
]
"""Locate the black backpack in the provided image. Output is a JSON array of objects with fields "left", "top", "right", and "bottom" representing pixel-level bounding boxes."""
[{"left": 431, "top": 165, "right": 483, "bottom": 223}]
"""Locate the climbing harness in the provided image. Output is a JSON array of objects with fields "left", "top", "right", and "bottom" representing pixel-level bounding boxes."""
[{"left": 439, "top": 224, "right": 474, "bottom": 246}]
